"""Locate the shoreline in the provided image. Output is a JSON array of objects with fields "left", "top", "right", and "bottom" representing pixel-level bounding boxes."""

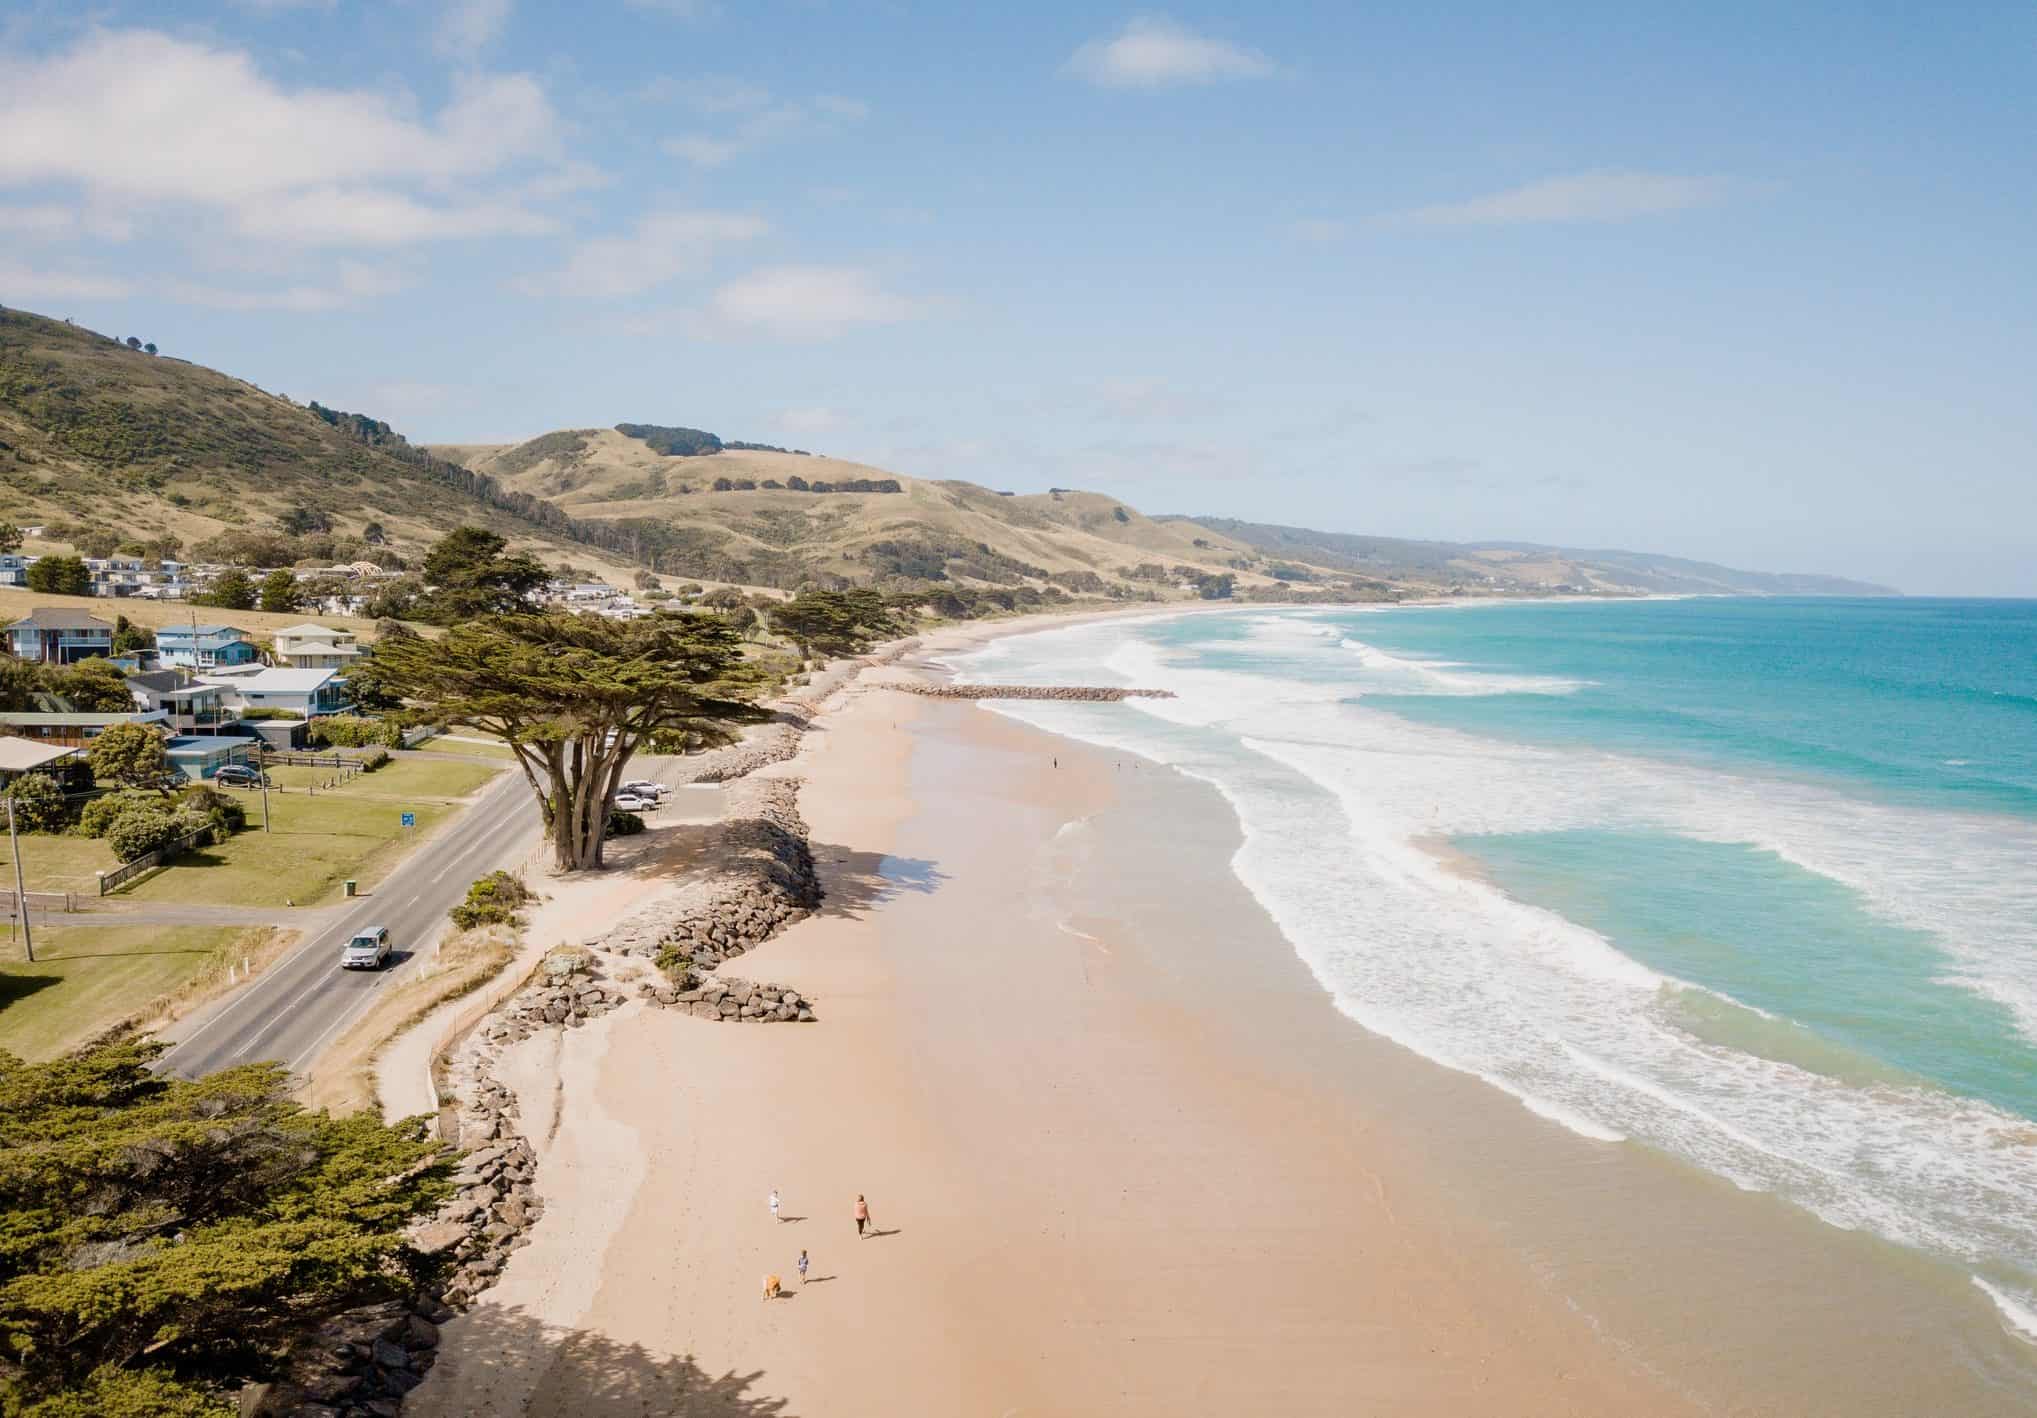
[{"left": 403, "top": 605, "right": 2037, "bottom": 1415}]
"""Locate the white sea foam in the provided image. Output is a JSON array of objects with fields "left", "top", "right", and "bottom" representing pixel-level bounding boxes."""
[
  {"left": 1974, "top": 1277, "right": 2037, "bottom": 1344},
  {"left": 953, "top": 608, "right": 2037, "bottom": 1297}
]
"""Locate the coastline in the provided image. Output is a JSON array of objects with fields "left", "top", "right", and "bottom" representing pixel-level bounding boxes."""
[{"left": 406, "top": 605, "right": 2037, "bottom": 1416}]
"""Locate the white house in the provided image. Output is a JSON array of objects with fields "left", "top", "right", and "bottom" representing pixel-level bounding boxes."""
[
  {"left": 195, "top": 667, "right": 348, "bottom": 718},
  {"left": 272, "top": 622, "right": 364, "bottom": 670}
]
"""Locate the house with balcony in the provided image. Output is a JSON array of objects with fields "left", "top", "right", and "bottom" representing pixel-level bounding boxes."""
[
  {"left": 196, "top": 667, "right": 348, "bottom": 719},
  {"left": 126, "top": 671, "right": 235, "bottom": 733},
  {"left": 157, "top": 623, "right": 259, "bottom": 669},
  {"left": 272, "top": 622, "right": 364, "bottom": 670},
  {"left": 0, "top": 554, "right": 30, "bottom": 588},
  {"left": 6, "top": 608, "right": 115, "bottom": 664}
]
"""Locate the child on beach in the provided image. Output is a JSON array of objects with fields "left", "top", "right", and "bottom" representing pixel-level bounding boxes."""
[
  {"left": 854, "top": 1194, "right": 871, "bottom": 1238},
  {"left": 769, "top": 1188, "right": 781, "bottom": 1223},
  {"left": 797, "top": 1249, "right": 810, "bottom": 1285}
]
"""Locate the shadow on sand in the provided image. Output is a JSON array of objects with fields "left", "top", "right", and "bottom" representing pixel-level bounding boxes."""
[
  {"left": 412, "top": 1301, "right": 792, "bottom": 1417},
  {"left": 808, "top": 844, "right": 945, "bottom": 919}
]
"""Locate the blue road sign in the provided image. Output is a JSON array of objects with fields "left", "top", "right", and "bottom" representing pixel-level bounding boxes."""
[{"left": 400, "top": 812, "right": 416, "bottom": 828}]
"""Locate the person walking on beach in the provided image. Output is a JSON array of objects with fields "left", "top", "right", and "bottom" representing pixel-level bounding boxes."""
[
  {"left": 854, "top": 1194, "right": 871, "bottom": 1238},
  {"left": 769, "top": 1188, "right": 781, "bottom": 1223},
  {"left": 797, "top": 1249, "right": 810, "bottom": 1285}
]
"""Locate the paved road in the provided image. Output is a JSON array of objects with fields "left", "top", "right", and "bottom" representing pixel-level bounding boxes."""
[{"left": 156, "top": 771, "right": 543, "bottom": 1080}]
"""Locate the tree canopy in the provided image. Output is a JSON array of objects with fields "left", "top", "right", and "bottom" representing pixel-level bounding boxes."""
[
  {"left": 257, "top": 569, "right": 300, "bottom": 614},
  {"left": 192, "top": 570, "right": 256, "bottom": 611},
  {"left": 0, "top": 1043, "right": 448, "bottom": 1415},
  {"left": 361, "top": 612, "right": 768, "bottom": 870},
  {"left": 23, "top": 557, "right": 88, "bottom": 596},
  {"left": 47, "top": 659, "right": 133, "bottom": 713},
  {"left": 86, "top": 722, "right": 171, "bottom": 793},
  {"left": 416, "top": 527, "right": 547, "bottom": 624},
  {"left": 767, "top": 588, "right": 907, "bottom": 662}
]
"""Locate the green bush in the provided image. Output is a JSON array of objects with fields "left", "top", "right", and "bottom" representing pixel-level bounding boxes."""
[
  {"left": 1, "top": 773, "right": 70, "bottom": 833},
  {"left": 448, "top": 869, "right": 532, "bottom": 930},
  {"left": 360, "top": 747, "right": 391, "bottom": 771},
  {"left": 75, "top": 790, "right": 162, "bottom": 839},
  {"left": 236, "top": 708, "right": 300, "bottom": 722},
  {"left": 175, "top": 784, "right": 246, "bottom": 834},
  {"left": 604, "top": 809, "right": 645, "bottom": 839},
  {"left": 105, "top": 808, "right": 183, "bottom": 863},
  {"left": 305, "top": 714, "right": 402, "bottom": 749}
]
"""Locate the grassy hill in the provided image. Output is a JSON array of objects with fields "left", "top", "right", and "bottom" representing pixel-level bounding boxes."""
[{"left": 0, "top": 308, "right": 644, "bottom": 583}]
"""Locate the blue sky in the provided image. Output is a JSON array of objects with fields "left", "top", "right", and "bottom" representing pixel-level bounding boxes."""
[{"left": 2, "top": 3, "right": 2032, "bottom": 593}]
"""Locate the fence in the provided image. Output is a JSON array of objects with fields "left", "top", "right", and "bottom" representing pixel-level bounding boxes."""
[
  {"left": 0, "top": 889, "right": 76, "bottom": 914},
  {"left": 97, "top": 822, "right": 220, "bottom": 895},
  {"left": 257, "top": 751, "right": 360, "bottom": 769}
]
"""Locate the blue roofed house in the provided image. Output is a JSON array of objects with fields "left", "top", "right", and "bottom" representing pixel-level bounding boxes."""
[
  {"left": 6, "top": 608, "right": 115, "bottom": 664},
  {"left": 157, "top": 624, "right": 259, "bottom": 669}
]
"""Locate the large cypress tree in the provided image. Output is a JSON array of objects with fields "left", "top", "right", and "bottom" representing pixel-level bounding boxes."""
[{"left": 363, "top": 612, "right": 767, "bottom": 870}]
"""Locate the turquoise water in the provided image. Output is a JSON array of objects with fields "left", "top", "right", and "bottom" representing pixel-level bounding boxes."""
[{"left": 957, "top": 598, "right": 2037, "bottom": 1325}]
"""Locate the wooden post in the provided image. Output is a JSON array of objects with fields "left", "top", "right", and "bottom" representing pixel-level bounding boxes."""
[{"left": 8, "top": 798, "right": 33, "bottom": 963}]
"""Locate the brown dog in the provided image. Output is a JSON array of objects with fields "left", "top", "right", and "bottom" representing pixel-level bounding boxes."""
[{"left": 762, "top": 1274, "right": 782, "bottom": 1300}]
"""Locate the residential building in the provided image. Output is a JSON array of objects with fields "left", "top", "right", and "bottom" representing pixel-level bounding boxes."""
[
  {"left": 0, "top": 739, "right": 86, "bottom": 786},
  {"left": 164, "top": 735, "right": 261, "bottom": 781},
  {"left": 6, "top": 608, "right": 115, "bottom": 664},
  {"left": 0, "top": 554, "right": 30, "bottom": 588},
  {"left": 126, "top": 671, "right": 234, "bottom": 733},
  {"left": 196, "top": 667, "right": 348, "bottom": 719},
  {"left": 272, "top": 622, "right": 365, "bottom": 670},
  {"left": 0, "top": 710, "right": 171, "bottom": 746},
  {"left": 157, "top": 623, "right": 259, "bottom": 669},
  {"left": 86, "top": 557, "right": 149, "bottom": 597}
]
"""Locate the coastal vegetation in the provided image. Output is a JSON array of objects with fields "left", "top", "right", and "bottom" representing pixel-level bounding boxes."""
[{"left": 0, "top": 1043, "right": 448, "bottom": 1415}]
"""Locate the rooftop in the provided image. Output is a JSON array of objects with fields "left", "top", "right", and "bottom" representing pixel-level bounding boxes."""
[
  {"left": 0, "top": 740, "right": 84, "bottom": 773},
  {"left": 197, "top": 668, "right": 338, "bottom": 692},
  {"left": 7, "top": 608, "right": 114, "bottom": 632}
]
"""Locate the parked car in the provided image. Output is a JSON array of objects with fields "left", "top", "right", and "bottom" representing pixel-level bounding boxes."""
[
  {"left": 216, "top": 764, "right": 266, "bottom": 787},
  {"left": 614, "top": 792, "right": 660, "bottom": 812},
  {"left": 341, "top": 927, "right": 393, "bottom": 970},
  {"left": 621, "top": 780, "right": 666, "bottom": 800}
]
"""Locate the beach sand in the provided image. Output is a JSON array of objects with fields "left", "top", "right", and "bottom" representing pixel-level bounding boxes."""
[{"left": 409, "top": 679, "right": 1699, "bottom": 1415}]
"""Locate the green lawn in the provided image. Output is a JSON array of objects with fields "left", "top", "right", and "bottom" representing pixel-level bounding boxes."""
[
  {"left": 9, "top": 757, "right": 505, "bottom": 907},
  {"left": 415, "top": 736, "right": 515, "bottom": 761},
  {"left": 0, "top": 924, "right": 248, "bottom": 1060}
]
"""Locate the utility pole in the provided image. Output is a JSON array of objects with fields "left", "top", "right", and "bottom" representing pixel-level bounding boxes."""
[{"left": 8, "top": 798, "right": 34, "bottom": 963}]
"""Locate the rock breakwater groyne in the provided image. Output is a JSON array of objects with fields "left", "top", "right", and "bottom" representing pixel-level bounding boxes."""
[{"left": 893, "top": 682, "right": 1177, "bottom": 702}]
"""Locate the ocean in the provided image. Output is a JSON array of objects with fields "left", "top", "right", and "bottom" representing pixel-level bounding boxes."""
[{"left": 951, "top": 597, "right": 2037, "bottom": 1341}]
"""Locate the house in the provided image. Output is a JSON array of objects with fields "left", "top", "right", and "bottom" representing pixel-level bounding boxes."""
[
  {"left": 86, "top": 557, "right": 148, "bottom": 597},
  {"left": 0, "top": 739, "right": 86, "bottom": 786},
  {"left": 164, "top": 735, "right": 261, "bottom": 782},
  {"left": 127, "top": 671, "right": 234, "bottom": 733},
  {"left": 0, "top": 554, "right": 30, "bottom": 588},
  {"left": 272, "top": 622, "right": 364, "bottom": 670},
  {"left": 0, "top": 710, "right": 170, "bottom": 746},
  {"left": 157, "top": 624, "right": 259, "bottom": 669},
  {"left": 196, "top": 667, "right": 348, "bottom": 719},
  {"left": 6, "top": 608, "right": 115, "bottom": 664}
]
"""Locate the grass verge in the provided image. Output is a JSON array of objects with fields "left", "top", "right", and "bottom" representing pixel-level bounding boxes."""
[{"left": 0, "top": 923, "right": 284, "bottom": 1060}]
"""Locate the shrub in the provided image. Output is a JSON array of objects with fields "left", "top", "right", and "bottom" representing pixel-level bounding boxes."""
[
  {"left": 176, "top": 784, "right": 246, "bottom": 834},
  {"left": 604, "top": 809, "right": 645, "bottom": 839},
  {"left": 1, "top": 773, "right": 70, "bottom": 833},
  {"left": 448, "top": 870, "right": 532, "bottom": 930},
  {"left": 237, "top": 708, "right": 300, "bottom": 722},
  {"left": 75, "top": 790, "right": 162, "bottom": 839},
  {"left": 106, "top": 808, "right": 183, "bottom": 863},
  {"left": 360, "top": 747, "right": 391, "bottom": 771},
  {"left": 305, "top": 715, "right": 402, "bottom": 749}
]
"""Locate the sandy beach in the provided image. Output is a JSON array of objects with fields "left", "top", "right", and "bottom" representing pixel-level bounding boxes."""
[
  {"left": 408, "top": 649, "right": 1698, "bottom": 1416},
  {"left": 404, "top": 615, "right": 2037, "bottom": 1417}
]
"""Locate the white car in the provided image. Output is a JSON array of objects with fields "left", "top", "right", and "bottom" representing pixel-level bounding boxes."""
[
  {"left": 612, "top": 792, "right": 654, "bottom": 812},
  {"left": 621, "top": 780, "right": 666, "bottom": 800},
  {"left": 341, "top": 927, "right": 393, "bottom": 970}
]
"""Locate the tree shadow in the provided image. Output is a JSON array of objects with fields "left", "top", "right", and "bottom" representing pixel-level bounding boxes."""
[
  {"left": 808, "top": 844, "right": 944, "bottom": 919},
  {"left": 410, "top": 1301, "right": 794, "bottom": 1417},
  {"left": 0, "top": 973, "right": 60, "bottom": 1008}
]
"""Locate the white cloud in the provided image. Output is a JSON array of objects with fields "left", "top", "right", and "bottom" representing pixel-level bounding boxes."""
[
  {"left": 0, "top": 29, "right": 567, "bottom": 247},
  {"left": 638, "top": 75, "right": 771, "bottom": 113},
  {"left": 1065, "top": 16, "right": 1274, "bottom": 89},
  {"left": 660, "top": 90, "right": 869, "bottom": 168},
  {"left": 516, "top": 209, "right": 768, "bottom": 299},
  {"left": 695, "top": 265, "right": 920, "bottom": 341},
  {"left": 1388, "top": 171, "right": 1736, "bottom": 227},
  {"left": 625, "top": 0, "right": 714, "bottom": 16},
  {"left": 0, "top": 204, "right": 134, "bottom": 242},
  {"left": 0, "top": 262, "right": 133, "bottom": 302},
  {"left": 436, "top": 0, "right": 512, "bottom": 59}
]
